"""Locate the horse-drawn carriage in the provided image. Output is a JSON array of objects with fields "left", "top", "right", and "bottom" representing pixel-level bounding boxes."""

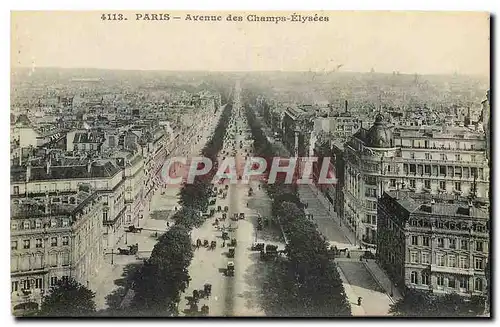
[
  {"left": 209, "top": 199, "right": 216, "bottom": 205},
  {"left": 210, "top": 241, "right": 217, "bottom": 250},
  {"left": 222, "top": 231, "right": 229, "bottom": 240},
  {"left": 251, "top": 243, "right": 264, "bottom": 251},
  {"left": 127, "top": 225, "right": 143, "bottom": 233},
  {"left": 221, "top": 212, "right": 227, "bottom": 220},
  {"left": 260, "top": 244, "right": 278, "bottom": 260},
  {"left": 239, "top": 212, "right": 245, "bottom": 220},
  {"left": 217, "top": 205, "right": 222, "bottom": 212},
  {"left": 228, "top": 247, "right": 235, "bottom": 258},
  {"left": 226, "top": 261, "right": 235, "bottom": 276},
  {"left": 224, "top": 206, "right": 229, "bottom": 212},
  {"left": 117, "top": 243, "right": 139, "bottom": 255},
  {"left": 248, "top": 188, "right": 253, "bottom": 196}
]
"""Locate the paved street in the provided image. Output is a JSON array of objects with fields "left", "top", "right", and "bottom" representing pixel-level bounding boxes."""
[{"left": 179, "top": 81, "right": 284, "bottom": 316}]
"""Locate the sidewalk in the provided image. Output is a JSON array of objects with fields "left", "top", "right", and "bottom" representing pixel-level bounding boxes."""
[{"left": 363, "top": 259, "right": 402, "bottom": 303}]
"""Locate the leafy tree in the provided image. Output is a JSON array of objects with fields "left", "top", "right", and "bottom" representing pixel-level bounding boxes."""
[
  {"left": 132, "top": 225, "right": 193, "bottom": 316},
  {"left": 39, "top": 277, "right": 96, "bottom": 317},
  {"left": 390, "top": 289, "right": 483, "bottom": 317},
  {"left": 172, "top": 207, "right": 204, "bottom": 229}
]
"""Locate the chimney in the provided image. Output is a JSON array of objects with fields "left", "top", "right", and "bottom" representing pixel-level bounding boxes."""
[
  {"left": 26, "top": 162, "right": 32, "bottom": 182},
  {"left": 345, "top": 100, "right": 348, "bottom": 113},
  {"left": 45, "top": 193, "right": 50, "bottom": 214},
  {"left": 46, "top": 156, "right": 51, "bottom": 175}
]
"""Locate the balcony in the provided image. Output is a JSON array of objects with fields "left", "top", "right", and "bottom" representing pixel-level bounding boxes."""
[{"left": 430, "top": 264, "right": 474, "bottom": 276}]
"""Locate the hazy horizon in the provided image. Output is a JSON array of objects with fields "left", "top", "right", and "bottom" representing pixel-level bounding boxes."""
[{"left": 11, "top": 11, "right": 490, "bottom": 77}]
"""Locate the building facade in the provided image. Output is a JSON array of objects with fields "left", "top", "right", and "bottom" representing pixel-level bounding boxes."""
[
  {"left": 377, "top": 191, "right": 489, "bottom": 298},
  {"left": 342, "top": 114, "right": 490, "bottom": 248},
  {"left": 11, "top": 190, "right": 104, "bottom": 312}
]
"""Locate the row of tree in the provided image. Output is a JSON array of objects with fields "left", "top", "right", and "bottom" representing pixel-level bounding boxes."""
[{"left": 244, "top": 101, "right": 352, "bottom": 316}]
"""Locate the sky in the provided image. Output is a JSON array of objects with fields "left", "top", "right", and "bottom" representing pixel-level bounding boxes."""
[{"left": 11, "top": 11, "right": 490, "bottom": 76}]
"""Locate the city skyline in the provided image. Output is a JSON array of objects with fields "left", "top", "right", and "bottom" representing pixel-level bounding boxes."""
[{"left": 11, "top": 11, "right": 490, "bottom": 76}]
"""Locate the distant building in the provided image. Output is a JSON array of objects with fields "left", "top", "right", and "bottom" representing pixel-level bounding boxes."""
[{"left": 377, "top": 191, "right": 489, "bottom": 298}]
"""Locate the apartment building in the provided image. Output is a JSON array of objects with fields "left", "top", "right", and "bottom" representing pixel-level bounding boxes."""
[
  {"left": 377, "top": 191, "right": 489, "bottom": 298},
  {"left": 342, "top": 114, "right": 489, "bottom": 248},
  {"left": 11, "top": 189, "right": 104, "bottom": 312}
]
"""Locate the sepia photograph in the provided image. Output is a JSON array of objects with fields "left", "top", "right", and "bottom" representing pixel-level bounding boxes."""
[{"left": 9, "top": 10, "right": 491, "bottom": 318}]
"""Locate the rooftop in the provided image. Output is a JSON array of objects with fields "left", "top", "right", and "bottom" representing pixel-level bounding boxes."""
[{"left": 383, "top": 191, "right": 489, "bottom": 220}]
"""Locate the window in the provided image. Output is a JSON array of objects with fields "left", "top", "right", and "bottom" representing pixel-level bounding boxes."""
[
  {"left": 439, "top": 181, "right": 446, "bottom": 190},
  {"left": 410, "top": 252, "right": 418, "bottom": 263},
  {"left": 461, "top": 240, "right": 468, "bottom": 250},
  {"left": 13, "top": 186, "right": 19, "bottom": 195},
  {"left": 422, "top": 273, "right": 430, "bottom": 285},
  {"left": 50, "top": 254, "right": 57, "bottom": 267},
  {"left": 23, "top": 240, "right": 30, "bottom": 249},
  {"left": 35, "top": 221, "right": 42, "bottom": 229},
  {"left": 448, "top": 255, "right": 456, "bottom": 267},
  {"left": 62, "top": 276, "right": 69, "bottom": 283},
  {"left": 51, "top": 237, "right": 58, "bottom": 247},
  {"left": 455, "top": 182, "right": 461, "bottom": 191},
  {"left": 23, "top": 221, "right": 30, "bottom": 229},
  {"left": 424, "top": 180, "right": 431, "bottom": 189},
  {"left": 459, "top": 256, "right": 468, "bottom": 269},
  {"left": 424, "top": 165, "right": 431, "bottom": 175},
  {"left": 103, "top": 211, "right": 108, "bottom": 221},
  {"left": 51, "top": 220, "right": 57, "bottom": 228},
  {"left": 422, "top": 252, "right": 430, "bottom": 264},
  {"left": 50, "top": 277, "right": 58, "bottom": 286},
  {"left": 437, "top": 253, "right": 445, "bottom": 266},
  {"left": 22, "top": 280, "right": 31, "bottom": 290},
  {"left": 410, "top": 152, "right": 415, "bottom": 159},
  {"left": 471, "top": 155, "right": 476, "bottom": 162},
  {"left": 425, "top": 153, "right": 431, "bottom": 160},
  {"left": 390, "top": 179, "right": 396, "bottom": 187},
  {"left": 35, "top": 278, "right": 43, "bottom": 289},
  {"left": 11, "top": 241, "right": 17, "bottom": 250},
  {"left": 459, "top": 278, "right": 469, "bottom": 290},
  {"left": 456, "top": 154, "right": 461, "bottom": 161},
  {"left": 440, "top": 154, "right": 447, "bottom": 161},
  {"left": 422, "top": 236, "right": 430, "bottom": 247},
  {"left": 449, "top": 238, "right": 457, "bottom": 249},
  {"left": 411, "top": 236, "right": 418, "bottom": 245},
  {"left": 476, "top": 241, "right": 484, "bottom": 252},
  {"left": 62, "top": 236, "right": 69, "bottom": 246},
  {"left": 11, "top": 281, "right": 19, "bottom": 293},
  {"left": 437, "top": 275, "right": 444, "bottom": 286},
  {"left": 62, "top": 219, "right": 69, "bottom": 227},
  {"left": 410, "top": 271, "right": 418, "bottom": 284},
  {"left": 437, "top": 238, "right": 444, "bottom": 248},
  {"left": 410, "top": 164, "right": 416, "bottom": 174},
  {"left": 448, "top": 277, "right": 456, "bottom": 288},
  {"left": 410, "top": 179, "right": 416, "bottom": 188},
  {"left": 475, "top": 278, "right": 483, "bottom": 291},
  {"left": 35, "top": 239, "right": 43, "bottom": 248},
  {"left": 61, "top": 252, "right": 70, "bottom": 266},
  {"left": 475, "top": 258, "right": 484, "bottom": 270},
  {"left": 439, "top": 166, "right": 447, "bottom": 175}
]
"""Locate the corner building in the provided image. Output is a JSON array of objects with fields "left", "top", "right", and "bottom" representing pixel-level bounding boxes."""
[{"left": 342, "top": 114, "right": 489, "bottom": 248}]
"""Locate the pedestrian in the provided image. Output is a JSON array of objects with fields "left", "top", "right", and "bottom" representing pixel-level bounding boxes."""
[
  {"left": 357, "top": 297, "right": 362, "bottom": 306},
  {"left": 167, "top": 222, "right": 170, "bottom": 227}
]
